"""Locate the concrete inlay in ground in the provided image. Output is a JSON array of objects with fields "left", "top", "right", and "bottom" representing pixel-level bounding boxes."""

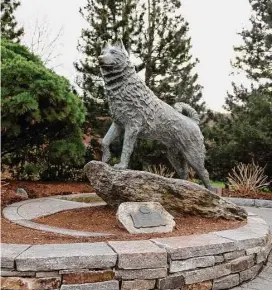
[
  {"left": 58, "top": 192, "right": 105, "bottom": 204},
  {"left": 2, "top": 194, "right": 111, "bottom": 237}
]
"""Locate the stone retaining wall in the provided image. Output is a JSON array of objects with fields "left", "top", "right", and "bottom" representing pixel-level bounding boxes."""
[{"left": 1, "top": 215, "right": 271, "bottom": 290}]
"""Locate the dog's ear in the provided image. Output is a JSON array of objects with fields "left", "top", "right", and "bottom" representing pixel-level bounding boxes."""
[
  {"left": 114, "top": 38, "right": 125, "bottom": 50},
  {"left": 101, "top": 40, "right": 111, "bottom": 50},
  {"left": 114, "top": 38, "right": 129, "bottom": 55}
]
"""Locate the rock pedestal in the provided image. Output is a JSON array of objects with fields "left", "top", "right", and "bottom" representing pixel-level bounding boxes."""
[{"left": 84, "top": 161, "right": 247, "bottom": 220}]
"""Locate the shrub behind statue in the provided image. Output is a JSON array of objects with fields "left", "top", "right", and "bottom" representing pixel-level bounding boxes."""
[{"left": 99, "top": 39, "right": 211, "bottom": 190}]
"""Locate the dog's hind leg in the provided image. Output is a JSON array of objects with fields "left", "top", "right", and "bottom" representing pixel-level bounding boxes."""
[
  {"left": 183, "top": 150, "right": 212, "bottom": 190},
  {"left": 167, "top": 148, "right": 188, "bottom": 180},
  {"left": 102, "top": 122, "right": 122, "bottom": 163}
]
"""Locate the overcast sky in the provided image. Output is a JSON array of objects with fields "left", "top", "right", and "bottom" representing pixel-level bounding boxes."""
[{"left": 16, "top": 0, "right": 252, "bottom": 112}]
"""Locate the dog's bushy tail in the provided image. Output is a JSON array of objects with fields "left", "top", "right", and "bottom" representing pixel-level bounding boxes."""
[{"left": 173, "top": 102, "right": 200, "bottom": 124}]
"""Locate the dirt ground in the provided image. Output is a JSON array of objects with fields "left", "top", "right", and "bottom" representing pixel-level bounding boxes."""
[{"left": 1, "top": 180, "right": 268, "bottom": 244}]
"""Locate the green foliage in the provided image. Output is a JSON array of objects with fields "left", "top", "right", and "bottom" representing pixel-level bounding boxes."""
[
  {"left": 210, "top": 181, "right": 225, "bottom": 188},
  {"left": 21, "top": 163, "right": 42, "bottom": 180},
  {"left": 205, "top": 0, "right": 272, "bottom": 180},
  {"left": 205, "top": 90, "right": 272, "bottom": 180},
  {"left": 137, "top": 0, "right": 205, "bottom": 112},
  {"left": 204, "top": 113, "right": 241, "bottom": 180},
  {"left": 1, "top": 39, "right": 86, "bottom": 180},
  {"left": 1, "top": 0, "right": 24, "bottom": 42},
  {"left": 231, "top": 0, "right": 272, "bottom": 85}
]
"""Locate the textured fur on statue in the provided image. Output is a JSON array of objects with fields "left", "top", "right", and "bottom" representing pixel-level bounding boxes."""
[{"left": 98, "top": 39, "right": 211, "bottom": 190}]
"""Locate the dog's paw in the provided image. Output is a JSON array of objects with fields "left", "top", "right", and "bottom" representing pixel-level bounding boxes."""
[
  {"left": 114, "top": 163, "right": 128, "bottom": 170},
  {"left": 102, "top": 152, "right": 111, "bottom": 163}
]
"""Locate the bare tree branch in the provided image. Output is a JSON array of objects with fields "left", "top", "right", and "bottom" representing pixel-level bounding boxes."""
[{"left": 27, "top": 17, "right": 64, "bottom": 68}]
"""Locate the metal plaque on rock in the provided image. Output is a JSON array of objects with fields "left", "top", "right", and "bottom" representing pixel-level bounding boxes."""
[{"left": 130, "top": 205, "right": 167, "bottom": 228}]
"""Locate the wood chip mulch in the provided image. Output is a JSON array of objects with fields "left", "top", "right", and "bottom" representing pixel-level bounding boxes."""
[
  {"left": 2, "top": 205, "right": 246, "bottom": 244},
  {"left": 1, "top": 180, "right": 93, "bottom": 209},
  {"left": 3, "top": 179, "right": 271, "bottom": 245},
  {"left": 222, "top": 189, "right": 272, "bottom": 200}
]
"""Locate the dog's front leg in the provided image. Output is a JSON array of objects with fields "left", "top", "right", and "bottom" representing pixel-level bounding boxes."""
[
  {"left": 114, "top": 126, "right": 139, "bottom": 170},
  {"left": 102, "top": 122, "right": 122, "bottom": 163}
]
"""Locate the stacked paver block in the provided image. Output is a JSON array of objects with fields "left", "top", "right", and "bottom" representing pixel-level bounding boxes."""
[
  {"left": 108, "top": 240, "right": 171, "bottom": 289},
  {"left": 1, "top": 216, "right": 271, "bottom": 290},
  {"left": 1, "top": 243, "right": 118, "bottom": 290}
]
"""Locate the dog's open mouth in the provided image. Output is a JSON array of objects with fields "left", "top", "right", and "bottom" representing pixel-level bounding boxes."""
[
  {"left": 99, "top": 63, "right": 116, "bottom": 69},
  {"left": 98, "top": 59, "right": 115, "bottom": 67},
  {"left": 100, "top": 63, "right": 114, "bottom": 67}
]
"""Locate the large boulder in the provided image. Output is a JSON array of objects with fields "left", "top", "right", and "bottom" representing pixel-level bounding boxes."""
[{"left": 84, "top": 161, "right": 247, "bottom": 221}]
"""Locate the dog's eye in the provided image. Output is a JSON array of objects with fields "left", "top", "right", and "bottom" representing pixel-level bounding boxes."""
[{"left": 110, "top": 50, "right": 117, "bottom": 54}]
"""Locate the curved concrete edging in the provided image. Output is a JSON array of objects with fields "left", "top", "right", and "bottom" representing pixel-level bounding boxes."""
[
  {"left": 1, "top": 199, "right": 272, "bottom": 290},
  {"left": 2, "top": 194, "right": 272, "bottom": 238},
  {"left": 3, "top": 193, "right": 272, "bottom": 237},
  {"left": 2, "top": 195, "right": 112, "bottom": 237},
  {"left": 225, "top": 197, "right": 272, "bottom": 208}
]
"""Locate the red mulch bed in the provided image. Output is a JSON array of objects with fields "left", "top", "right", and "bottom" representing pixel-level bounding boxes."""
[
  {"left": 221, "top": 189, "right": 272, "bottom": 200},
  {"left": 0, "top": 180, "right": 259, "bottom": 245},
  {"left": 1, "top": 180, "right": 93, "bottom": 209},
  {"left": 2, "top": 205, "right": 245, "bottom": 244}
]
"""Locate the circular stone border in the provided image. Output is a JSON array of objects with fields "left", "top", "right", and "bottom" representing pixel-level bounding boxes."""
[{"left": 1, "top": 199, "right": 272, "bottom": 290}]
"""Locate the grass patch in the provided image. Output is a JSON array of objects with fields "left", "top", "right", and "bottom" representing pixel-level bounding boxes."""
[{"left": 211, "top": 181, "right": 225, "bottom": 188}]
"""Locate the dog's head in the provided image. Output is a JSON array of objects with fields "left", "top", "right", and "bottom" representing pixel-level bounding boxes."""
[{"left": 98, "top": 39, "right": 129, "bottom": 69}]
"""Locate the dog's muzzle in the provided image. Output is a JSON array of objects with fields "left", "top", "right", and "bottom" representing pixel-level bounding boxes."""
[
  {"left": 98, "top": 55, "right": 116, "bottom": 67},
  {"left": 98, "top": 55, "right": 104, "bottom": 65}
]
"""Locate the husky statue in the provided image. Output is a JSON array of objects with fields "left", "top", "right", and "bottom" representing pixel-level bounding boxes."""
[{"left": 98, "top": 39, "right": 211, "bottom": 190}]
